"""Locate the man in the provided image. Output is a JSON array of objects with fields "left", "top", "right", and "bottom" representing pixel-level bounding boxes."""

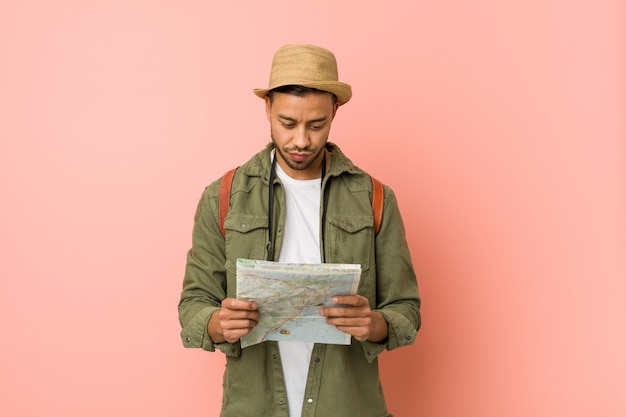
[{"left": 178, "top": 44, "right": 421, "bottom": 417}]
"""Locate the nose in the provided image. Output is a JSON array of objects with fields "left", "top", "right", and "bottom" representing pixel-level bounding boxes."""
[{"left": 292, "top": 126, "right": 310, "bottom": 150}]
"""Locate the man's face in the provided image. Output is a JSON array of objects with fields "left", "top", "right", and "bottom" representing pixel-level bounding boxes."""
[{"left": 266, "top": 92, "right": 339, "bottom": 180}]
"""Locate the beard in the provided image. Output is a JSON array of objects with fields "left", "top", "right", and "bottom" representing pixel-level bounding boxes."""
[{"left": 271, "top": 132, "right": 326, "bottom": 173}]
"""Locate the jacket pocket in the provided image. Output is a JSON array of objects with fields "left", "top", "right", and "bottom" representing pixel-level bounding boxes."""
[
  {"left": 224, "top": 215, "right": 268, "bottom": 271},
  {"left": 325, "top": 214, "right": 372, "bottom": 272}
]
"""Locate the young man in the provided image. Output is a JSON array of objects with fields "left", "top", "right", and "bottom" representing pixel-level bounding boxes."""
[{"left": 178, "top": 44, "right": 421, "bottom": 417}]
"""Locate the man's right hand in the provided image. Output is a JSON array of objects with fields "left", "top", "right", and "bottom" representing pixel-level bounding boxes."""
[{"left": 208, "top": 298, "right": 259, "bottom": 344}]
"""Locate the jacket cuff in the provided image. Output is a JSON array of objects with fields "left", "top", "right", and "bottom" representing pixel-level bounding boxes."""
[
  {"left": 180, "top": 306, "right": 243, "bottom": 357},
  {"left": 378, "top": 309, "right": 418, "bottom": 351},
  {"left": 180, "top": 306, "right": 219, "bottom": 351}
]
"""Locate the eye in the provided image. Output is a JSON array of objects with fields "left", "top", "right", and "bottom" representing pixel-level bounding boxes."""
[
  {"left": 282, "top": 123, "right": 294, "bottom": 129},
  {"left": 310, "top": 125, "right": 324, "bottom": 130}
]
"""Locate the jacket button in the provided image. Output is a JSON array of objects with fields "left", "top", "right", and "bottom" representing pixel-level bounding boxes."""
[
  {"left": 307, "top": 398, "right": 313, "bottom": 404},
  {"left": 185, "top": 336, "right": 191, "bottom": 343},
  {"left": 278, "top": 398, "right": 285, "bottom": 404}
]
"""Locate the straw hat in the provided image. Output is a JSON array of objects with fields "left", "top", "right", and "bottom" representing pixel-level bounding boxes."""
[{"left": 253, "top": 44, "right": 352, "bottom": 105}]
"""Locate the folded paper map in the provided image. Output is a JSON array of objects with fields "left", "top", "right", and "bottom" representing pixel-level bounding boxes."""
[{"left": 236, "top": 258, "right": 362, "bottom": 348}]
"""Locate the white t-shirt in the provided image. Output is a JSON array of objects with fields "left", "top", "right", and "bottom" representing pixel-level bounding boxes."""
[{"left": 274, "top": 159, "right": 321, "bottom": 417}]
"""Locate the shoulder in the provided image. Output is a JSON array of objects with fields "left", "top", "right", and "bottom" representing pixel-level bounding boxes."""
[
  {"left": 328, "top": 144, "right": 391, "bottom": 196},
  {"left": 201, "top": 143, "right": 273, "bottom": 197}
]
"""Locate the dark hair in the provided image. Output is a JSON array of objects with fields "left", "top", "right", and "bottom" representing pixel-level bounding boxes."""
[{"left": 267, "top": 85, "right": 338, "bottom": 105}]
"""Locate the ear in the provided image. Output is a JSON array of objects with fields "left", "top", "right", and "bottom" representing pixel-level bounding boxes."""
[
  {"left": 331, "top": 101, "right": 339, "bottom": 119},
  {"left": 265, "top": 96, "right": 272, "bottom": 121}
]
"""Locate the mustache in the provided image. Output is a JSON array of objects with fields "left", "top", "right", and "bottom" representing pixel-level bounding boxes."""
[{"left": 284, "top": 146, "right": 313, "bottom": 153}]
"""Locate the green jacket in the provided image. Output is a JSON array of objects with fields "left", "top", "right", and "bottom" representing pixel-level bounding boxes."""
[{"left": 178, "top": 142, "right": 421, "bottom": 417}]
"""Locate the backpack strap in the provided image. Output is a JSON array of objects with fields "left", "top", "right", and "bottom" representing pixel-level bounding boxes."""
[
  {"left": 218, "top": 168, "right": 237, "bottom": 238},
  {"left": 371, "top": 176, "right": 384, "bottom": 237},
  {"left": 217, "top": 168, "right": 384, "bottom": 238}
]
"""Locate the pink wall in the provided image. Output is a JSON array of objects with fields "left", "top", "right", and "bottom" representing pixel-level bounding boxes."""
[{"left": 1, "top": 1, "right": 624, "bottom": 416}]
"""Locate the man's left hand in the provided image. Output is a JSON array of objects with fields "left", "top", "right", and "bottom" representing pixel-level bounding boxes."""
[{"left": 319, "top": 295, "right": 388, "bottom": 343}]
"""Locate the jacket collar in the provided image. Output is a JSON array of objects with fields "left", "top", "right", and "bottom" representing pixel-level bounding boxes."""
[{"left": 241, "top": 142, "right": 363, "bottom": 180}]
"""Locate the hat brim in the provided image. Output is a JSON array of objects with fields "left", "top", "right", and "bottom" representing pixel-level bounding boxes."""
[{"left": 253, "top": 81, "right": 352, "bottom": 105}]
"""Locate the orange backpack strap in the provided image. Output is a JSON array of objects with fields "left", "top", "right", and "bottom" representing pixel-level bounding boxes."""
[
  {"left": 218, "top": 168, "right": 237, "bottom": 238},
  {"left": 371, "top": 176, "right": 384, "bottom": 237}
]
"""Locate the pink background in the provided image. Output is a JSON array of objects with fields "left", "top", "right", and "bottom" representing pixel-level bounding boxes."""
[{"left": 1, "top": 1, "right": 624, "bottom": 416}]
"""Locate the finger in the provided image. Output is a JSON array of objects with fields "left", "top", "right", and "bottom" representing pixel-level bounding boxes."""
[
  {"left": 325, "top": 316, "right": 371, "bottom": 328},
  {"left": 221, "top": 317, "right": 259, "bottom": 331},
  {"left": 222, "top": 298, "right": 258, "bottom": 311},
  {"left": 223, "top": 326, "right": 256, "bottom": 344},
  {"left": 320, "top": 304, "right": 369, "bottom": 318},
  {"left": 334, "top": 325, "right": 370, "bottom": 342},
  {"left": 331, "top": 295, "right": 367, "bottom": 307},
  {"left": 219, "top": 308, "right": 260, "bottom": 322},
  {"left": 320, "top": 306, "right": 354, "bottom": 318}
]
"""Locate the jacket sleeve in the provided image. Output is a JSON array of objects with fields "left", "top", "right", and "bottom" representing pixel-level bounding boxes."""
[
  {"left": 178, "top": 181, "right": 229, "bottom": 352},
  {"left": 361, "top": 185, "right": 421, "bottom": 361}
]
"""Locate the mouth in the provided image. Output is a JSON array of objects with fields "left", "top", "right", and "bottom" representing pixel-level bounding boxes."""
[{"left": 288, "top": 152, "right": 312, "bottom": 162}]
